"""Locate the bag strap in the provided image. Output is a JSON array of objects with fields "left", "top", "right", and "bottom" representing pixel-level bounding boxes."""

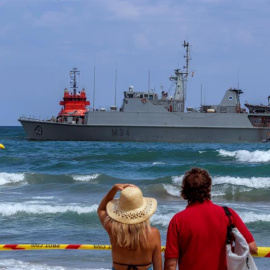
[{"left": 222, "top": 206, "right": 235, "bottom": 245}]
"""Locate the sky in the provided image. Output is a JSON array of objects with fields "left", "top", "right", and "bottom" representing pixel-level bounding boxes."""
[{"left": 1, "top": 0, "right": 270, "bottom": 126}]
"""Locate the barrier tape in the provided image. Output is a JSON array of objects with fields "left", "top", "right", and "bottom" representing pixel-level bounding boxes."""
[{"left": 0, "top": 244, "right": 269, "bottom": 257}]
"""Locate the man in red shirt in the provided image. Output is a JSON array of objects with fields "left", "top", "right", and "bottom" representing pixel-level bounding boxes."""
[{"left": 164, "top": 168, "right": 257, "bottom": 270}]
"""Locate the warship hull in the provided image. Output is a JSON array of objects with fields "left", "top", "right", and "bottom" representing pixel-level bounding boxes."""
[
  {"left": 19, "top": 43, "right": 270, "bottom": 143},
  {"left": 19, "top": 112, "right": 270, "bottom": 143}
]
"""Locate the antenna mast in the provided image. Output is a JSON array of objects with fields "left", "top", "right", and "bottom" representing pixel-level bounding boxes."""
[
  {"left": 93, "top": 66, "right": 96, "bottom": 110},
  {"left": 148, "top": 71, "right": 150, "bottom": 92},
  {"left": 114, "top": 69, "right": 117, "bottom": 106},
  {"left": 70, "top": 67, "right": 80, "bottom": 95},
  {"left": 169, "top": 40, "right": 191, "bottom": 112}
]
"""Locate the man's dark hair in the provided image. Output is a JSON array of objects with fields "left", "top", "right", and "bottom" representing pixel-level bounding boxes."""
[{"left": 181, "top": 168, "right": 212, "bottom": 203}]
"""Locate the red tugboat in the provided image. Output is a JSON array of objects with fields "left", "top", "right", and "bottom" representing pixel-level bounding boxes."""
[{"left": 56, "top": 67, "right": 90, "bottom": 124}]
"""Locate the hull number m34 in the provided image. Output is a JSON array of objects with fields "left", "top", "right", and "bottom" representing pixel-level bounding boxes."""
[{"left": 112, "top": 128, "right": 130, "bottom": 137}]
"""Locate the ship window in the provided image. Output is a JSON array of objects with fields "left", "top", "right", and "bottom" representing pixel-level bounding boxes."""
[
  {"left": 140, "top": 94, "right": 143, "bottom": 98},
  {"left": 149, "top": 95, "right": 153, "bottom": 99},
  {"left": 144, "top": 94, "right": 148, "bottom": 98},
  {"left": 228, "top": 96, "right": 233, "bottom": 100}
]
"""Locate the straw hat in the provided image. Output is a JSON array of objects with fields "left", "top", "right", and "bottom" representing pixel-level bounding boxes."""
[{"left": 106, "top": 187, "right": 157, "bottom": 224}]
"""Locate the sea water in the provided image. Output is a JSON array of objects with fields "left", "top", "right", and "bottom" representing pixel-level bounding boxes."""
[{"left": 0, "top": 126, "right": 269, "bottom": 269}]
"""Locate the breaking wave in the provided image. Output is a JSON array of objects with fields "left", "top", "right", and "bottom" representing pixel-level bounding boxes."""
[
  {"left": 151, "top": 213, "right": 174, "bottom": 227},
  {"left": 218, "top": 149, "right": 270, "bottom": 163},
  {"left": 240, "top": 212, "right": 270, "bottom": 223},
  {"left": 213, "top": 176, "right": 270, "bottom": 188},
  {"left": 0, "top": 202, "right": 98, "bottom": 216},
  {"left": 0, "top": 259, "right": 107, "bottom": 270},
  {"left": 0, "top": 172, "right": 25, "bottom": 186},
  {"left": 169, "top": 175, "right": 270, "bottom": 189},
  {"left": 151, "top": 210, "right": 270, "bottom": 227},
  {"left": 72, "top": 174, "right": 100, "bottom": 182},
  {"left": 152, "top": 162, "right": 166, "bottom": 165},
  {"left": 162, "top": 184, "right": 180, "bottom": 197}
]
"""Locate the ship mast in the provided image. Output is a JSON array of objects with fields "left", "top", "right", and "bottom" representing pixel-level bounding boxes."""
[
  {"left": 70, "top": 67, "right": 80, "bottom": 95},
  {"left": 170, "top": 40, "right": 191, "bottom": 112}
]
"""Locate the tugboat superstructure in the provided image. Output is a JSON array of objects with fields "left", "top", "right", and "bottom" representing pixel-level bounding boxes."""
[{"left": 56, "top": 68, "right": 90, "bottom": 124}]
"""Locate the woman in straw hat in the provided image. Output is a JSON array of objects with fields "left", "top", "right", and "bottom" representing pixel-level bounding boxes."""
[{"left": 97, "top": 184, "right": 162, "bottom": 270}]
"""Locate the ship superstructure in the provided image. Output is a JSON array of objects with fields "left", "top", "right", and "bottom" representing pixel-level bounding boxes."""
[
  {"left": 51, "top": 68, "right": 90, "bottom": 124},
  {"left": 19, "top": 42, "right": 270, "bottom": 142}
]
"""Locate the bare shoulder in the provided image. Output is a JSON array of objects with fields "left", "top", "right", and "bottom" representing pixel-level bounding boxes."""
[
  {"left": 150, "top": 227, "right": 161, "bottom": 235},
  {"left": 150, "top": 227, "right": 161, "bottom": 243}
]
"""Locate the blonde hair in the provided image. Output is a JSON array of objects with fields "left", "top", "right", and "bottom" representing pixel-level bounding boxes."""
[{"left": 105, "top": 215, "right": 151, "bottom": 249}]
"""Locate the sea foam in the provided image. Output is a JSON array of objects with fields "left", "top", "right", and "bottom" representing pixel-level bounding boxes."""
[
  {"left": 171, "top": 175, "right": 270, "bottom": 189},
  {"left": 213, "top": 176, "right": 270, "bottom": 188},
  {"left": 162, "top": 184, "right": 180, "bottom": 197},
  {"left": 171, "top": 175, "right": 183, "bottom": 185},
  {"left": 0, "top": 172, "right": 25, "bottom": 186},
  {"left": 151, "top": 213, "right": 174, "bottom": 227},
  {"left": 240, "top": 212, "right": 270, "bottom": 223},
  {"left": 72, "top": 174, "right": 100, "bottom": 181},
  {"left": 0, "top": 203, "right": 98, "bottom": 216},
  {"left": 218, "top": 149, "right": 270, "bottom": 162},
  {"left": 0, "top": 259, "right": 108, "bottom": 270},
  {"left": 152, "top": 162, "right": 165, "bottom": 165}
]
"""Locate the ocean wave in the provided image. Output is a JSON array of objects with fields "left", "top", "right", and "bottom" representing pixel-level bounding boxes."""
[
  {"left": 0, "top": 259, "right": 108, "bottom": 270},
  {"left": 152, "top": 162, "right": 166, "bottom": 165},
  {"left": 151, "top": 213, "right": 174, "bottom": 227},
  {"left": 213, "top": 176, "right": 270, "bottom": 189},
  {"left": 171, "top": 175, "right": 270, "bottom": 189},
  {"left": 163, "top": 175, "right": 270, "bottom": 200},
  {"left": 151, "top": 210, "right": 270, "bottom": 227},
  {"left": 72, "top": 174, "right": 100, "bottom": 182},
  {"left": 241, "top": 212, "right": 270, "bottom": 223},
  {"left": 171, "top": 175, "right": 183, "bottom": 185},
  {"left": 32, "top": 196, "right": 55, "bottom": 200},
  {"left": 211, "top": 189, "right": 226, "bottom": 197},
  {"left": 162, "top": 184, "right": 180, "bottom": 197},
  {"left": 163, "top": 183, "right": 253, "bottom": 198},
  {"left": 218, "top": 149, "right": 270, "bottom": 163},
  {"left": 0, "top": 203, "right": 98, "bottom": 216},
  {"left": 0, "top": 172, "right": 25, "bottom": 186}
]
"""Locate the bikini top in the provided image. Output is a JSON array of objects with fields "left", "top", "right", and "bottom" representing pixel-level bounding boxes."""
[{"left": 113, "top": 261, "right": 152, "bottom": 270}]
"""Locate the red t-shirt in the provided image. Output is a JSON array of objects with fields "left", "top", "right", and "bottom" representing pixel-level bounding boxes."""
[{"left": 165, "top": 200, "right": 254, "bottom": 270}]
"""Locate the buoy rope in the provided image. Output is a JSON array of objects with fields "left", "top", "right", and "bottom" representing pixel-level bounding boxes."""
[{"left": 0, "top": 244, "right": 269, "bottom": 257}]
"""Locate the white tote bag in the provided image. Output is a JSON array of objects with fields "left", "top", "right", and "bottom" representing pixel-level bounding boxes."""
[{"left": 226, "top": 227, "right": 258, "bottom": 270}]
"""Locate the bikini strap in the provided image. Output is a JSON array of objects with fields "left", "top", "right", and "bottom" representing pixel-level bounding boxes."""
[{"left": 113, "top": 261, "right": 151, "bottom": 270}]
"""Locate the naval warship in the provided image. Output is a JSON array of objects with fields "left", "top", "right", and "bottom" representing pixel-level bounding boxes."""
[{"left": 19, "top": 42, "right": 270, "bottom": 142}]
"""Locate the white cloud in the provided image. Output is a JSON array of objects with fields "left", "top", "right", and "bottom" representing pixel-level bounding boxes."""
[
  {"left": 1, "top": 0, "right": 270, "bottom": 125},
  {"left": 234, "top": 29, "right": 256, "bottom": 45},
  {"left": 33, "top": 7, "right": 76, "bottom": 27},
  {"left": 96, "top": 0, "right": 170, "bottom": 21},
  {"left": 133, "top": 33, "right": 151, "bottom": 50}
]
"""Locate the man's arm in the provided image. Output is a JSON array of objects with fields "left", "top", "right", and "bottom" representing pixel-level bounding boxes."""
[
  {"left": 248, "top": 241, "right": 258, "bottom": 255},
  {"left": 164, "top": 258, "right": 178, "bottom": 270}
]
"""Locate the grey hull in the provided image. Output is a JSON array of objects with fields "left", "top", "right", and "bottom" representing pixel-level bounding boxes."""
[
  {"left": 20, "top": 44, "right": 270, "bottom": 143},
  {"left": 19, "top": 118, "right": 270, "bottom": 143}
]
